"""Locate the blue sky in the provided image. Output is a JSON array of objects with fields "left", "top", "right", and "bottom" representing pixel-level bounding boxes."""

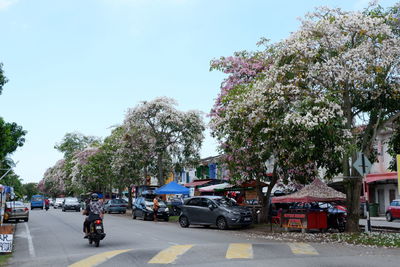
[{"left": 0, "top": 0, "right": 398, "bottom": 183}]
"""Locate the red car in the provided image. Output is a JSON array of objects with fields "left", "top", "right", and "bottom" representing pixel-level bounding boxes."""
[{"left": 386, "top": 199, "right": 400, "bottom": 222}]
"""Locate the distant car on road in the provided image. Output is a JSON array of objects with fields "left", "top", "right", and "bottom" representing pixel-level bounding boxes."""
[
  {"left": 54, "top": 198, "right": 65, "bottom": 209},
  {"left": 132, "top": 197, "right": 169, "bottom": 221},
  {"left": 62, "top": 198, "right": 80, "bottom": 212},
  {"left": 179, "top": 196, "right": 253, "bottom": 230},
  {"left": 104, "top": 199, "right": 127, "bottom": 214},
  {"left": 30, "top": 195, "right": 44, "bottom": 210},
  {"left": 5, "top": 201, "right": 29, "bottom": 222},
  {"left": 386, "top": 199, "right": 400, "bottom": 222}
]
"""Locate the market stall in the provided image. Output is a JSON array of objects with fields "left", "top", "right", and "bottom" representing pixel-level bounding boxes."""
[{"left": 272, "top": 178, "right": 346, "bottom": 231}]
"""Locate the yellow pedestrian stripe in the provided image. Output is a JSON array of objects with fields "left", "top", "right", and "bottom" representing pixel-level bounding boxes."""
[
  {"left": 69, "top": 249, "right": 132, "bottom": 267},
  {"left": 148, "top": 244, "right": 193, "bottom": 264},
  {"left": 225, "top": 243, "right": 253, "bottom": 259},
  {"left": 287, "top": 242, "right": 318, "bottom": 255}
]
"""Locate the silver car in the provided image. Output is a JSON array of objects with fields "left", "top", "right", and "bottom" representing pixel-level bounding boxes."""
[
  {"left": 4, "top": 201, "right": 29, "bottom": 222},
  {"left": 179, "top": 196, "right": 253, "bottom": 230}
]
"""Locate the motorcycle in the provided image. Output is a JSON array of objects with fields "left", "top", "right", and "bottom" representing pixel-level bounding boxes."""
[
  {"left": 88, "top": 218, "right": 106, "bottom": 247},
  {"left": 327, "top": 211, "right": 346, "bottom": 232}
]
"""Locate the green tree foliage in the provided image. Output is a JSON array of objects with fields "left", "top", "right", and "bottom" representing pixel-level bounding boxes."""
[
  {"left": 54, "top": 132, "right": 101, "bottom": 160},
  {"left": 0, "top": 118, "right": 26, "bottom": 162},
  {"left": 22, "top": 183, "right": 39, "bottom": 200},
  {"left": 0, "top": 63, "right": 7, "bottom": 95}
]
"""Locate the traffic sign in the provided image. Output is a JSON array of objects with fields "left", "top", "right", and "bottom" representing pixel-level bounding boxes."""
[{"left": 353, "top": 152, "right": 372, "bottom": 176}]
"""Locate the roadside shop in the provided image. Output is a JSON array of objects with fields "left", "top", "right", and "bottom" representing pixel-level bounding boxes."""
[{"left": 272, "top": 178, "right": 346, "bottom": 232}]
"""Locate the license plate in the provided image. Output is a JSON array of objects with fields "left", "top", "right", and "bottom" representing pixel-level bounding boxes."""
[
  {"left": 96, "top": 226, "right": 102, "bottom": 230},
  {"left": 244, "top": 217, "right": 251, "bottom": 222}
]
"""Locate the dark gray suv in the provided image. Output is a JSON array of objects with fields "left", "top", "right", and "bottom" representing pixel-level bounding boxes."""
[{"left": 178, "top": 196, "right": 253, "bottom": 230}]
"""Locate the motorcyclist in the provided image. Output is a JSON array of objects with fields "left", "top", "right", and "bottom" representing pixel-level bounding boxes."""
[
  {"left": 83, "top": 193, "right": 104, "bottom": 238},
  {"left": 44, "top": 198, "right": 50, "bottom": 210}
]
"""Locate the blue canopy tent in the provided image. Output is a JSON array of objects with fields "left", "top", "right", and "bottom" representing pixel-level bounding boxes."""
[{"left": 155, "top": 181, "right": 189, "bottom": 195}]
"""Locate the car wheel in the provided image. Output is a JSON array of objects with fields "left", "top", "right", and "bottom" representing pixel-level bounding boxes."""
[
  {"left": 132, "top": 212, "right": 137, "bottom": 220},
  {"left": 95, "top": 240, "right": 100, "bottom": 247},
  {"left": 386, "top": 212, "right": 393, "bottom": 222},
  {"left": 217, "top": 217, "right": 228, "bottom": 230},
  {"left": 123, "top": 211, "right": 126, "bottom": 214},
  {"left": 179, "top": 216, "right": 190, "bottom": 228},
  {"left": 24, "top": 218, "right": 29, "bottom": 222},
  {"left": 165, "top": 217, "right": 169, "bottom": 222},
  {"left": 62, "top": 209, "right": 65, "bottom": 212}
]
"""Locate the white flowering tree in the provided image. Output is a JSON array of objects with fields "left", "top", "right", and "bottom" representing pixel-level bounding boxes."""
[
  {"left": 123, "top": 97, "right": 205, "bottom": 185},
  {"left": 211, "top": 52, "right": 351, "bottom": 222},
  {"left": 270, "top": 6, "right": 400, "bottom": 231}
]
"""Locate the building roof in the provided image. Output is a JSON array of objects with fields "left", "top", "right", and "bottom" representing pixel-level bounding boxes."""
[
  {"left": 184, "top": 179, "right": 213, "bottom": 187},
  {"left": 272, "top": 178, "right": 346, "bottom": 203},
  {"left": 365, "top": 172, "right": 397, "bottom": 184}
]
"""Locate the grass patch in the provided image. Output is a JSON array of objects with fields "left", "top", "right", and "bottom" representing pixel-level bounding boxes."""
[
  {"left": 330, "top": 232, "right": 400, "bottom": 247},
  {"left": 168, "top": 216, "right": 179, "bottom": 223},
  {"left": 0, "top": 254, "right": 12, "bottom": 266}
]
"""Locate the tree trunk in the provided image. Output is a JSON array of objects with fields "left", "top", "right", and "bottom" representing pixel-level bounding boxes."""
[
  {"left": 343, "top": 90, "right": 360, "bottom": 232},
  {"left": 157, "top": 153, "right": 164, "bottom": 186},
  {"left": 257, "top": 170, "right": 278, "bottom": 224},
  {"left": 128, "top": 185, "right": 133, "bottom": 210}
]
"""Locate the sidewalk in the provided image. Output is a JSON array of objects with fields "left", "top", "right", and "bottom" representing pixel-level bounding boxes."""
[{"left": 359, "top": 217, "right": 400, "bottom": 229}]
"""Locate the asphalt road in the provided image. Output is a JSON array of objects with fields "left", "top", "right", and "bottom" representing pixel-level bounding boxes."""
[{"left": 8, "top": 208, "right": 400, "bottom": 267}]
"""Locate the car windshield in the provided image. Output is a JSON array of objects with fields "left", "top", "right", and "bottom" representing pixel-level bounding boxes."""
[
  {"left": 215, "top": 197, "right": 238, "bottom": 207},
  {"left": 113, "top": 199, "right": 125, "bottom": 204},
  {"left": 32, "top": 196, "right": 43, "bottom": 201},
  {"left": 144, "top": 199, "right": 166, "bottom": 207},
  {"left": 56, "top": 198, "right": 64, "bottom": 202},
  {"left": 65, "top": 198, "right": 78, "bottom": 203}
]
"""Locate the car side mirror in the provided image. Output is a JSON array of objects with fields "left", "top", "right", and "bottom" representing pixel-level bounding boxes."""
[{"left": 208, "top": 204, "right": 215, "bottom": 210}]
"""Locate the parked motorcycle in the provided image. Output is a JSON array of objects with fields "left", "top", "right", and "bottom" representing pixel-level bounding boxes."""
[
  {"left": 88, "top": 218, "right": 106, "bottom": 247},
  {"left": 327, "top": 212, "right": 346, "bottom": 232}
]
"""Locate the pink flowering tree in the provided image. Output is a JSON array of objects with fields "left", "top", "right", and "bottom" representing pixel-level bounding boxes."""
[
  {"left": 123, "top": 97, "right": 205, "bottom": 185},
  {"left": 39, "top": 159, "right": 67, "bottom": 196}
]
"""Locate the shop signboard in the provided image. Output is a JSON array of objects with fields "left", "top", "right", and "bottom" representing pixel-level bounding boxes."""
[{"left": 0, "top": 234, "right": 13, "bottom": 252}]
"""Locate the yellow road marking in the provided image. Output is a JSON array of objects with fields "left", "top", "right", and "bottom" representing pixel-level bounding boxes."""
[
  {"left": 226, "top": 243, "right": 253, "bottom": 259},
  {"left": 69, "top": 249, "right": 132, "bottom": 267},
  {"left": 287, "top": 242, "right": 318, "bottom": 255},
  {"left": 148, "top": 244, "right": 193, "bottom": 264}
]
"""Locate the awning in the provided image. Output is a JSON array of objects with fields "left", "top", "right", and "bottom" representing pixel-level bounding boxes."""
[
  {"left": 199, "top": 183, "right": 233, "bottom": 192},
  {"left": 155, "top": 181, "right": 190, "bottom": 195},
  {"left": 365, "top": 172, "right": 397, "bottom": 184},
  {"left": 272, "top": 178, "right": 346, "bottom": 203},
  {"left": 184, "top": 179, "right": 212, "bottom": 187}
]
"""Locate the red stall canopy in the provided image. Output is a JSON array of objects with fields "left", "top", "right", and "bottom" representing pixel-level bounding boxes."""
[{"left": 272, "top": 178, "right": 346, "bottom": 203}]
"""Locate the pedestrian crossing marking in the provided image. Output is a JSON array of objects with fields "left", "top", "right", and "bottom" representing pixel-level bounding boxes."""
[
  {"left": 226, "top": 243, "right": 253, "bottom": 259},
  {"left": 148, "top": 244, "right": 193, "bottom": 264},
  {"left": 69, "top": 249, "right": 132, "bottom": 267},
  {"left": 287, "top": 242, "right": 318, "bottom": 255}
]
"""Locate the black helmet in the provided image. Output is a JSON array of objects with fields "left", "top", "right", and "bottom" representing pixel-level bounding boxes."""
[{"left": 91, "top": 193, "right": 99, "bottom": 201}]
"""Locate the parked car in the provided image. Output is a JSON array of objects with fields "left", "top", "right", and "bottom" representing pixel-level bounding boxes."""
[
  {"left": 132, "top": 197, "right": 169, "bottom": 221},
  {"left": 179, "top": 196, "right": 253, "bottom": 230},
  {"left": 4, "top": 201, "right": 29, "bottom": 222},
  {"left": 386, "top": 199, "right": 400, "bottom": 222},
  {"left": 30, "top": 194, "right": 44, "bottom": 210},
  {"left": 104, "top": 199, "right": 127, "bottom": 214},
  {"left": 62, "top": 198, "right": 80, "bottom": 212},
  {"left": 54, "top": 198, "right": 65, "bottom": 209}
]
